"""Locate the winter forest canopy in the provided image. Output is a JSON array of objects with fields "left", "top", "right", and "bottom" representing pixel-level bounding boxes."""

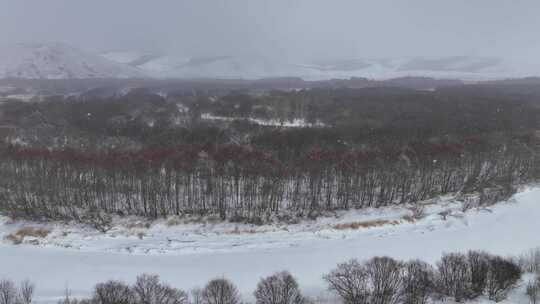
[{"left": 1, "top": 80, "right": 540, "bottom": 225}]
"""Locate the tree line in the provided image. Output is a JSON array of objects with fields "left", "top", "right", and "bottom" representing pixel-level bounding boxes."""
[
  {"left": 2, "top": 86, "right": 540, "bottom": 223},
  {"left": 0, "top": 132, "right": 537, "bottom": 223},
  {"left": 1, "top": 250, "right": 531, "bottom": 304}
]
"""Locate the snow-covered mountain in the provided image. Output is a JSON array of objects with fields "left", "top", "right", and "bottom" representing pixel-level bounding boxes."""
[
  {"left": 2, "top": 43, "right": 538, "bottom": 81},
  {"left": 0, "top": 43, "right": 146, "bottom": 79},
  {"left": 103, "top": 51, "right": 540, "bottom": 81},
  {"left": 102, "top": 51, "right": 307, "bottom": 79}
]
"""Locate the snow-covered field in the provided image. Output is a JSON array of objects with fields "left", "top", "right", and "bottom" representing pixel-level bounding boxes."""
[{"left": 1, "top": 187, "right": 540, "bottom": 303}]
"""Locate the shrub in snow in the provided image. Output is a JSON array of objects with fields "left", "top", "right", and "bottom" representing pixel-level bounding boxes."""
[
  {"left": 324, "top": 257, "right": 404, "bottom": 304},
  {"left": 93, "top": 280, "right": 134, "bottom": 304},
  {"left": 133, "top": 274, "right": 188, "bottom": 304},
  {"left": 57, "top": 297, "right": 92, "bottom": 304},
  {"left": 365, "top": 257, "right": 403, "bottom": 304},
  {"left": 81, "top": 208, "right": 113, "bottom": 233},
  {"left": 466, "top": 250, "right": 491, "bottom": 297},
  {"left": 527, "top": 276, "right": 540, "bottom": 304},
  {"left": 0, "top": 280, "right": 17, "bottom": 304},
  {"left": 436, "top": 251, "right": 521, "bottom": 302},
  {"left": 201, "top": 278, "right": 240, "bottom": 304},
  {"left": 436, "top": 253, "right": 471, "bottom": 302},
  {"left": 18, "top": 280, "right": 34, "bottom": 304},
  {"left": 517, "top": 247, "right": 540, "bottom": 273},
  {"left": 0, "top": 279, "right": 34, "bottom": 304},
  {"left": 190, "top": 288, "right": 203, "bottom": 304},
  {"left": 254, "top": 271, "right": 305, "bottom": 304},
  {"left": 485, "top": 256, "right": 522, "bottom": 301},
  {"left": 401, "top": 260, "right": 435, "bottom": 304},
  {"left": 324, "top": 259, "right": 369, "bottom": 304},
  {"left": 408, "top": 204, "right": 426, "bottom": 221}
]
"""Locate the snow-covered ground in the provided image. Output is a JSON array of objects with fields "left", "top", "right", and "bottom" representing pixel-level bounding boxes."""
[{"left": 1, "top": 187, "right": 540, "bottom": 303}]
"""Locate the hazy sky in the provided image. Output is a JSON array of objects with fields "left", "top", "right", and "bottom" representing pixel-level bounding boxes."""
[{"left": 1, "top": 0, "right": 539, "bottom": 61}]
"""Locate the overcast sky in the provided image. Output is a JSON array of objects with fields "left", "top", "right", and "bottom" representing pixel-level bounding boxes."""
[{"left": 1, "top": 0, "right": 539, "bottom": 61}]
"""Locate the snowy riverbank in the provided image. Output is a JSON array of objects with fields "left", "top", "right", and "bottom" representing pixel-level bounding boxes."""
[{"left": 1, "top": 187, "right": 540, "bottom": 302}]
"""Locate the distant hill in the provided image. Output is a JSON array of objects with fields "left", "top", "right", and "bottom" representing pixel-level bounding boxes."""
[
  {"left": 0, "top": 43, "right": 146, "bottom": 79},
  {"left": 1, "top": 43, "right": 539, "bottom": 81},
  {"left": 102, "top": 51, "right": 540, "bottom": 81}
]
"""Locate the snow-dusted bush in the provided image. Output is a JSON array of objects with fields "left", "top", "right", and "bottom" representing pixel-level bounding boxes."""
[
  {"left": 57, "top": 297, "right": 93, "bottom": 304},
  {"left": 401, "top": 260, "right": 435, "bottom": 304},
  {"left": 436, "top": 253, "right": 471, "bottom": 302},
  {"left": 324, "top": 259, "right": 369, "bottom": 304},
  {"left": 365, "top": 257, "right": 403, "bottom": 304},
  {"left": 93, "top": 280, "right": 134, "bottom": 304},
  {"left": 133, "top": 274, "right": 188, "bottom": 304},
  {"left": 254, "top": 271, "right": 305, "bottom": 304},
  {"left": 324, "top": 257, "right": 404, "bottom": 304},
  {"left": 436, "top": 251, "right": 521, "bottom": 302},
  {"left": 527, "top": 276, "right": 540, "bottom": 304},
  {"left": 0, "top": 280, "right": 18, "bottom": 304},
  {"left": 0, "top": 279, "right": 34, "bottom": 304},
  {"left": 201, "top": 278, "right": 240, "bottom": 304},
  {"left": 467, "top": 250, "right": 491, "bottom": 297},
  {"left": 81, "top": 208, "right": 113, "bottom": 233},
  {"left": 18, "top": 280, "right": 34, "bottom": 304},
  {"left": 190, "top": 288, "right": 203, "bottom": 304},
  {"left": 517, "top": 247, "right": 540, "bottom": 273},
  {"left": 485, "top": 256, "right": 522, "bottom": 301}
]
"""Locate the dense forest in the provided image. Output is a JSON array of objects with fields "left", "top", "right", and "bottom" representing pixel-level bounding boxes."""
[{"left": 1, "top": 83, "right": 540, "bottom": 223}]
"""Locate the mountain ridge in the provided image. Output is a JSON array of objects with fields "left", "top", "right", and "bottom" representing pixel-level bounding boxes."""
[{"left": 0, "top": 43, "right": 146, "bottom": 79}]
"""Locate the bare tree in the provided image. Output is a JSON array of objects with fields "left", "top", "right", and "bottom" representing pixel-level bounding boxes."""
[
  {"left": 157, "top": 286, "right": 189, "bottom": 304},
  {"left": 527, "top": 277, "right": 540, "bottom": 304},
  {"left": 517, "top": 247, "right": 540, "bottom": 273},
  {"left": 467, "top": 251, "right": 490, "bottom": 297},
  {"left": 365, "top": 257, "right": 403, "bottom": 304},
  {"left": 190, "top": 288, "right": 203, "bottom": 304},
  {"left": 0, "top": 280, "right": 17, "bottom": 304},
  {"left": 324, "top": 259, "right": 369, "bottom": 304},
  {"left": 201, "top": 278, "right": 240, "bottom": 304},
  {"left": 133, "top": 274, "right": 188, "bottom": 304},
  {"left": 254, "top": 271, "right": 305, "bottom": 304},
  {"left": 18, "top": 280, "right": 35, "bottom": 304},
  {"left": 133, "top": 274, "right": 161, "bottom": 304},
  {"left": 436, "top": 253, "right": 471, "bottom": 302},
  {"left": 93, "top": 280, "right": 134, "bottom": 304},
  {"left": 402, "top": 260, "right": 435, "bottom": 304},
  {"left": 485, "top": 256, "right": 522, "bottom": 301}
]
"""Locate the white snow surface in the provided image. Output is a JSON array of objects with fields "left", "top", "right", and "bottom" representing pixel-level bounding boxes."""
[
  {"left": 1, "top": 187, "right": 540, "bottom": 303},
  {"left": 0, "top": 43, "right": 146, "bottom": 79}
]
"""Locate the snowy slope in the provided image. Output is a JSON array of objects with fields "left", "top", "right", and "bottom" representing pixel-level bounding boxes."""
[
  {"left": 2, "top": 44, "right": 536, "bottom": 80},
  {"left": 135, "top": 54, "right": 309, "bottom": 79},
  {"left": 0, "top": 43, "right": 146, "bottom": 79},
  {"left": 1, "top": 186, "right": 540, "bottom": 303},
  {"left": 100, "top": 51, "right": 540, "bottom": 81},
  {"left": 294, "top": 57, "right": 540, "bottom": 81}
]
